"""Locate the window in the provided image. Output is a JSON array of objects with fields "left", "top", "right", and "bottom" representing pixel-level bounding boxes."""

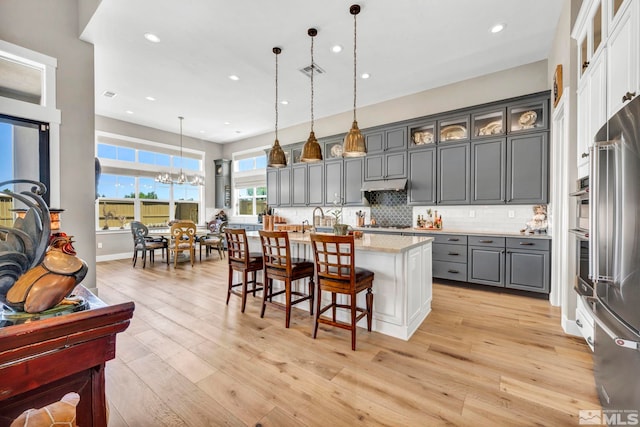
[
  {"left": 236, "top": 187, "right": 267, "bottom": 216},
  {"left": 232, "top": 150, "right": 268, "bottom": 217},
  {"left": 95, "top": 131, "right": 205, "bottom": 229}
]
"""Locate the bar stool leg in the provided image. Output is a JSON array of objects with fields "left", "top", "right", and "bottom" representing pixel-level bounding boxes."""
[
  {"left": 308, "top": 278, "right": 315, "bottom": 316},
  {"left": 332, "top": 294, "right": 337, "bottom": 322},
  {"left": 313, "top": 288, "right": 322, "bottom": 339},
  {"left": 366, "top": 288, "right": 373, "bottom": 331},
  {"left": 285, "top": 279, "right": 292, "bottom": 328},
  {"left": 226, "top": 267, "right": 233, "bottom": 305},
  {"left": 241, "top": 271, "right": 249, "bottom": 313},
  {"left": 261, "top": 274, "right": 270, "bottom": 318},
  {"left": 351, "top": 293, "right": 357, "bottom": 351}
]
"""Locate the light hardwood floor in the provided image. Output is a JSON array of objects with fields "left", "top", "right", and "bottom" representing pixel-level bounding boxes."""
[{"left": 97, "top": 257, "right": 600, "bottom": 426}]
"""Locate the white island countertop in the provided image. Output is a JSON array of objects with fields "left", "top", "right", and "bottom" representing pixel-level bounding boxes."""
[{"left": 245, "top": 231, "right": 433, "bottom": 253}]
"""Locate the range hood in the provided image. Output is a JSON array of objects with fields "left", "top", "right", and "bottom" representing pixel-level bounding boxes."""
[{"left": 360, "top": 178, "right": 407, "bottom": 192}]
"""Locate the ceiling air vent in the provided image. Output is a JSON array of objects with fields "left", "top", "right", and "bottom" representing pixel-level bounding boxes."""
[
  {"left": 102, "top": 90, "right": 117, "bottom": 98},
  {"left": 299, "top": 63, "right": 325, "bottom": 78}
]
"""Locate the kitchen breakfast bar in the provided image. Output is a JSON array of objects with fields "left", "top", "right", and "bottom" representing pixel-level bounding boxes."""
[{"left": 245, "top": 231, "right": 434, "bottom": 340}]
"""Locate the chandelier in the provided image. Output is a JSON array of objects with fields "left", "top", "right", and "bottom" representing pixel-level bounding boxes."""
[{"left": 155, "top": 116, "right": 204, "bottom": 186}]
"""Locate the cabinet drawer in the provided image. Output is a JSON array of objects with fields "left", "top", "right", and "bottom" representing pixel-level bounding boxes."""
[
  {"left": 576, "top": 302, "right": 595, "bottom": 352},
  {"left": 433, "top": 261, "right": 467, "bottom": 281},
  {"left": 429, "top": 234, "right": 467, "bottom": 245},
  {"left": 433, "top": 243, "right": 467, "bottom": 262},
  {"left": 468, "top": 236, "right": 505, "bottom": 247},
  {"left": 506, "top": 237, "right": 550, "bottom": 250}
]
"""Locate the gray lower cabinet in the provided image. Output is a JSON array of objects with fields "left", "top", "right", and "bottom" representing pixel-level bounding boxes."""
[
  {"left": 278, "top": 168, "right": 292, "bottom": 207},
  {"left": 408, "top": 147, "right": 436, "bottom": 205},
  {"left": 266, "top": 168, "right": 279, "bottom": 206},
  {"left": 344, "top": 158, "right": 364, "bottom": 205},
  {"left": 467, "top": 236, "right": 505, "bottom": 287},
  {"left": 324, "top": 161, "right": 343, "bottom": 205},
  {"left": 505, "top": 237, "right": 550, "bottom": 293},
  {"left": 471, "top": 138, "right": 506, "bottom": 204},
  {"left": 506, "top": 133, "right": 548, "bottom": 204},
  {"left": 429, "top": 234, "right": 468, "bottom": 282},
  {"left": 308, "top": 163, "right": 324, "bottom": 206},
  {"left": 437, "top": 142, "right": 470, "bottom": 204}
]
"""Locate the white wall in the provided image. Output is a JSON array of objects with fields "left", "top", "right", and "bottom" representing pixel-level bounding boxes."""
[{"left": 0, "top": 0, "right": 97, "bottom": 291}]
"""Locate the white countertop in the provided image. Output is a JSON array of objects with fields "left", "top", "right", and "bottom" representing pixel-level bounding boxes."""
[{"left": 245, "top": 231, "right": 433, "bottom": 253}]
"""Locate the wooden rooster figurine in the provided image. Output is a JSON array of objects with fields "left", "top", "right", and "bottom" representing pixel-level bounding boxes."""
[{"left": 1, "top": 180, "right": 88, "bottom": 313}]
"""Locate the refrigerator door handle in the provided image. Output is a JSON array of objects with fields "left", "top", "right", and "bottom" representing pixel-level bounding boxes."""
[
  {"left": 583, "top": 295, "right": 640, "bottom": 351},
  {"left": 589, "top": 144, "right": 599, "bottom": 280}
]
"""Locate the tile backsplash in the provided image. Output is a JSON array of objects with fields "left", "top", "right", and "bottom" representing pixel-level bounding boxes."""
[{"left": 367, "top": 190, "right": 412, "bottom": 226}]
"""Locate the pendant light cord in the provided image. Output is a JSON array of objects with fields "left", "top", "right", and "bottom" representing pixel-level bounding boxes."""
[
  {"left": 275, "top": 50, "right": 279, "bottom": 141},
  {"left": 179, "top": 116, "right": 184, "bottom": 175},
  {"left": 310, "top": 32, "right": 315, "bottom": 133},
  {"left": 352, "top": 11, "right": 357, "bottom": 122}
]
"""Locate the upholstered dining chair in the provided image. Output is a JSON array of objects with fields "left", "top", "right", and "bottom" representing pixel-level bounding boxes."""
[
  {"left": 224, "top": 228, "right": 263, "bottom": 313},
  {"left": 258, "top": 230, "right": 314, "bottom": 328},
  {"left": 169, "top": 220, "right": 197, "bottom": 268},
  {"left": 310, "top": 233, "right": 374, "bottom": 351},
  {"left": 131, "top": 221, "right": 168, "bottom": 268},
  {"left": 199, "top": 220, "right": 227, "bottom": 261}
]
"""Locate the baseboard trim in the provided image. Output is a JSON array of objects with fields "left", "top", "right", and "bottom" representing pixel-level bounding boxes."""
[{"left": 96, "top": 252, "right": 132, "bottom": 262}]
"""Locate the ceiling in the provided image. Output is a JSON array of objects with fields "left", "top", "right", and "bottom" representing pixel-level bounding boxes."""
[{"left": 81, "top": 0, "right": 564, "bottom": 144}]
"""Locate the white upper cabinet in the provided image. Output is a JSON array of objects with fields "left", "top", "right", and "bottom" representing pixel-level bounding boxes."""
[{"left": 607, "top": 0, "right": 639, "bottom": 116}]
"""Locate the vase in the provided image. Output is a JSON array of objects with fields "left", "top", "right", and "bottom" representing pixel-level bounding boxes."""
[{"left": 333, "top": 224, "right": 349, "bottom": 236}]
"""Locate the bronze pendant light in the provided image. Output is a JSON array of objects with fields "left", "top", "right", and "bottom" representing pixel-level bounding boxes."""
[
  {"left": 301, "top": 28, "right": 323, "bottom": 162},
  {"left": 342, "top": 4, "right": 366, "bottom": 157},
  {"left": 268, "top": 46, "right": 287, "bottom": 168}
]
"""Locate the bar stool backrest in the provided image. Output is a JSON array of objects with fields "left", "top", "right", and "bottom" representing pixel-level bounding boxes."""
[
  {"left": 310, "top": 234, "right": 356, "bottom": 284},
  {"left": 225, "top": 228, "right": 251, "bottom": 267},
  {"left": 259, "top": 230, "right": 292, "bottom": 274}
]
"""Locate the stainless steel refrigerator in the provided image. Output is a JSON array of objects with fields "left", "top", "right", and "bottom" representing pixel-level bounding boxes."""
[{"left": 587, "top": 95, "right": 640, "bottom": 413}]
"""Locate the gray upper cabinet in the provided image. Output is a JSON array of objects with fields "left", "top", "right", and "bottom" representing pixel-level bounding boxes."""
[
  {"left": 291, "top": 164, "right": 307, "bottom": 206},
  {"left": 364, "top": 151, "right": 407, "bottom": 180},
  {"left": 324, "top": 161, "right": 343, "bottom": 205},
  {"left": 324, "top": 137, "right": 345, "bottom": 161},
  {"left": 438, "top": 114, "right": 470, "bottom": 143},
  {"left": 471, "top": 138, "right": 506, "bottom": 204},
  {"left": 278, "top": 168, "right": 292, "bottom": 207},
  {"left": 266, "top": 168, "right": 278, "bottom": 206},
  {"left": 344, "top": 158, "right": 364, "bottom": 206},
  {"left": 437, "top": 142, "right": 470, "bottom": 204},
  {"left": 308, "top": 163, "right": 324, "bottom": 206},
  {"left": 214, "top": 159, "right": 231, "bottom": 209},
  {"left": 506, "top": 133, "right": 548, "bottom": 204},
  {"left": 365, "top": 126, "right": 407, "bottom": 154},
  {"left": 408, "top": 147, "right": 436, "bottom": 205}
]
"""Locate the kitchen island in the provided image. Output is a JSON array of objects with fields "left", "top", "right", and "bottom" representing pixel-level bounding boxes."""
[{"left": 245, "top": 231, "right": 433, "bottom": 340}]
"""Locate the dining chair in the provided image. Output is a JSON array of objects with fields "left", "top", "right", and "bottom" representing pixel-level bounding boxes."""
[
  {"left": 131, "top": 221, "right": 168, "bottom": 268},
  {"left": 169, "top": 220, "right": 197, "bottom": 268},
  {"left": 310, "top": 233, "right": 374, "bottom": 351},
  {"left": 225, "top": 228, "right": 263, "bottom": 313},
  {"left": 258, "top": 230, "right": 314, "bottom": 328},
  {"left": 199, "top": 220, "right": 227, "bottom": 261}
]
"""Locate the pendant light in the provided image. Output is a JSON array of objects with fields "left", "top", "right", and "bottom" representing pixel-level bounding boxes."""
[
  {"left": 176, "top": 116, "right": 187, "bottom": 184},
  {"left": 301, "top": 28, "right": 323, "bottom": 162},
  {"left": 342, "top": 4, "right": 366, "bottom": 157},
  {"left": 268, "top": 46, "right": 287, "bottom": 168}
]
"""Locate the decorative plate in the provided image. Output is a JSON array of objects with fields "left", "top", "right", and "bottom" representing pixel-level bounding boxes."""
[
  {"left": 413, "top": 131, "right": 434, "bottom": 145},
  {"left": 330, "top": 144, "right": 343, "bottom": 158},
  {"left": 518, "top": 110, "right": 538, "bottom": 129},
  {"left": 479, "top": 120, "right": 503, "bottom": 136},
  {"left": 441, "top": 125, "right": 467, "bottom": 141}
]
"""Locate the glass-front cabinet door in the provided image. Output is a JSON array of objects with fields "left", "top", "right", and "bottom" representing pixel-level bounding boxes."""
[
  {"left": 472, "top": 109, "right": 505, "bottom": 138},
  {"left": 508, "top": 100, "right": 547, "bottom": 133},
  {"left": 409, "top": 121, "right": 435, "bottom": 148},
  {"left": 438, "top": 115, "right": 469, "bottom": 143}
]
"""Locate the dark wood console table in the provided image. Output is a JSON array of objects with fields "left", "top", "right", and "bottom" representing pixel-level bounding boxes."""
[{"left": 0, "top": 286, "right": 134, "bottom": 427}]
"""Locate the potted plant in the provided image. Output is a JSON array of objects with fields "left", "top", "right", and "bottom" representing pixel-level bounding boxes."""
[{"left": 328, "top": 197, "right": 348, "bottom": 235}]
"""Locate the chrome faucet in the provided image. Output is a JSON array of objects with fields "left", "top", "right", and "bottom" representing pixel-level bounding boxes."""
[{"left": 311, "top": 207, "right": 324, "bottom": 232}]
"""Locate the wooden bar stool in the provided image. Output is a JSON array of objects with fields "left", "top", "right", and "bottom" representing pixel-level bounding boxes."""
[
  {"left": 225, "top": 228, "right": 263, "bottom": 313},
  {"left": 310, "top": 233, "right": 374, "bottom": 351},
  {"left": 258, "top": 230, "right": 314, "bottom": 328}
]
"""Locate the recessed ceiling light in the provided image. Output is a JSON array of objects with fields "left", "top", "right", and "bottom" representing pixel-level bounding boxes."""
[
  {"left": 229, "top": 75, "right": 240, "bottom": 81},
  {"left": 331, "top": 45, "right": 343, "bottom": 53},
  {"left": 224, "top": 121, "right": 231, "bottom": 125},
  {"left": 199, "top": 130, "right": 205, "bottom": 134},
  {"left": 235, "top": 130, "right": 241, "bottom": 134},
  {"left": 126, "top": 110, "right": 134, "bottom": 114},
  {"left": 280, "top": 100, "right": 289, "bottom": 105},
  {"left": 102, "top": 90, "right": 117, "bottom": 98},
  {"left": 490, "top": 23, "right": 506, "bottom": 33},
  {"left": 361, "top": 73, "right": 370, "bottom": 79},
  {"left": 145, "top": 96, "right": 156, "bottom": 101},
  {"left": 144, "top": 33, "right": 161, "bottom": 43}
]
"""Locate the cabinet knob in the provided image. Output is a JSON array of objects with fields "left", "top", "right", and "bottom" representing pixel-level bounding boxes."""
[
  {"left": 519, "top": 242, "right": 535, "bottom": 246},
  {"left": 622, "top": 91, "right": 637, "bottom": 102},
  {"left": 478, "top": 240, "right": 493, "bottom": 244},
  {"left": 447, "top": 252, "right": 459, "bottom": 256},
  {"left": 447, "top": 238, "right": 459, "bottom": 242},
  {"left": 581, "top": 152, "right": 589, "bottom": 158},
  {"left": 447, "top": 269, "right": 459, "bottom": 274},
  {"left": 582, "top": 61, "right": 590, "bottom": 70}
]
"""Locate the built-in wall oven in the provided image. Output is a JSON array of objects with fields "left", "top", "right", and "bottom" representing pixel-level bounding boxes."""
[{"left": 570, "top": 176, "right": 592, "bottom": 296}]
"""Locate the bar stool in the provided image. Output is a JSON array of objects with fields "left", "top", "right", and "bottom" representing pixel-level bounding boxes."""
[
  {"left": 225, "top": 228, "right": 263, "bottom": 313},
  {"left": 310, "top": 234, "right": 374, "bottom": 351},
  {"left": 258, "top": 230, "right": 314, "bottom": 328}
]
